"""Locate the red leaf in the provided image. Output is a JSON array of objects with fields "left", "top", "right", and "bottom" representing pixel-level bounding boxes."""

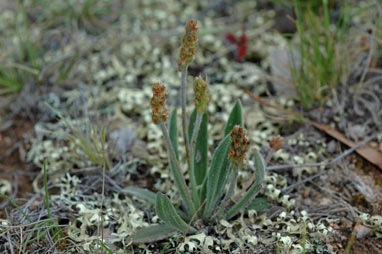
[
  {"left": 225, "top": 33, "right": 237, "bottom": 43},
  {"left": 237, "top": 45, "right": 247, "bottom": 62},
  {"left": 239, "top": 34, "right": 247, "bottom": 45}
]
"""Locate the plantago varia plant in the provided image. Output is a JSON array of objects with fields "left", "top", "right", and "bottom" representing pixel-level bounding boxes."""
[{"left": 128, "top": 19, "right": 265, "bottom": 244}]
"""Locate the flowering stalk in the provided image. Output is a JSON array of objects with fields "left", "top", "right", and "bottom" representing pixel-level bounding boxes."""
[
  {"left": 233, "top": 136, "right": 284, "bottom": 202},
  {"left": 190, "top": 77, "right": 209, "bottom": 150},
  {"left": 159, "top": 123, "right": 195, "bottom": 216},
  {"left": 181, "top": 69, "right": 191, "bottom": 170},
  {"left": 179, "top": 19, "right": 198, "bottom": 71},
  {"left": 214, "top": 126, "right": 249, "bottom": 218},
  {"left": 150, "top": 83, "right": 168, "bottom": 124},
  {"left": 265, "top": 135, "right": 285, "bottom": 164},
  {"left": 150, "top": 83, "right": 195, "bottom": 216},
  {"left": 179, "top": 19, "right": 199, "bottom": 172},
  {"left": 189, "top": 77, "right": 210, "bottom": 207},
  {"left": 228, "top": 125, "right": 249, "bottom": 170}
]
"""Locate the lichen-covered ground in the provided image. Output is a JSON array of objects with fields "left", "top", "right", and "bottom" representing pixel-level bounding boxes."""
[{"left": 0, "top": 0, "right": 382, "bottom": 253}]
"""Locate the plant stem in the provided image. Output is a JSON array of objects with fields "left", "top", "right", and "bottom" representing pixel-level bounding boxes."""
[
  {"left": 160, "top": 123, "right": 195, "bottom": 216},
  {"left": 181, "top": 67, "right": 191, "bottom": 169},
  {"left": 190, "top": 112, "right": 203, "bottom": 152},
  {"left": 213, "top": 165, "right": 237, "bottom": 219},
  {"left": 188, "top": 112, "right": 203, "bottom": 207}
]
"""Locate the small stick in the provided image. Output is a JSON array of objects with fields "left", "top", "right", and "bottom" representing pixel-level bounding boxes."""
[
  {"left": 7, "top": 230, "right": 15, "bottom": 254},
  {"left": 184, "top": 199, "right": 206, "bottom": 237}
]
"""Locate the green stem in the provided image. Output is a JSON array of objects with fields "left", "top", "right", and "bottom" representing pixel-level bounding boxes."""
[
  {"left": 190, "top": 112, "right": 203, "bottom": 151},
  {"left": 189, "top": 112, "right": 203, "bottom": 207},
  {"left": 43, "top": 160, "right": 51, "bottom": 219},
  {"left": 213, "top": 166, "right": 237, "bottom": 219},
  {"left": 181, "top": 67, "right": 191, "bottom": 170},
  {"left": 159, "top": 123, "right": 195, "bottom": 216}
]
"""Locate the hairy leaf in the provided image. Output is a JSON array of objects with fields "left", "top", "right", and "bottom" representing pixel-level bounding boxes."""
[
  {"left": 128, "top": 224, "right": 177, "bottom": 244},
  {"left": 203, "top": 135, "right": 231, "bottom": 219},
  {"left": 188, "top": 109, "right": 208, "bottom": 186},
  {"left": 224, "top": 100, "right": 243, "bottom": 136},
  {"left": 169, "top": 108, "right": 179, "bottom": 160},
  {"left": 124, "top": 187, "right": 156, "bottom": 205},
  {"left": 247, "top": 198, "right": 271, "bottom": 212},
  {"left": 156, "top": 193, "right": 196, "bottom": 233}
]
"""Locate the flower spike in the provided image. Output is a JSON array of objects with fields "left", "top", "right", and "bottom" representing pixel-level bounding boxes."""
[
  {"left": 179, "top": 19, "right": 198, "bottom": 71},
  {"left": 228, "top": 125, "right": 249, "bottom": 170},
  {"left": 193, "top": 76, "right": 209, "bottom": 114},
  {"left": 269, "top": 135, "right": 285, "bottom": 152},
  {"left": 150, "top": 83, "right": 168, "bottom": 124}
]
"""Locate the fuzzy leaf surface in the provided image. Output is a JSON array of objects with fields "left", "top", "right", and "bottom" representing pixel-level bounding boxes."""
[
  {"left": 156, "top": 193, "right": 196, "bottom": 233},
  {"left": 128, "top": 224, "right": 177, "bottom": 244},
  {"left": 203, "top": 135, "right": 231, "bottom": 218},
  {"left": 247, "top": 198, "right": 271, "bottom": 212},
  {"left": 223, "top": 100, "right": 243, "bottom": 136},
  {"left": 124, "top": 187, "right": 156, "bottom": 205},
  {"left": 167, "top": 108, "right": 193, "bottom": 214},
  {"left": 188, "top": 109, "right": 208, "bottom": 186},
  {"left": 169, "top": 108, "right": 179, "bottom": 160}
]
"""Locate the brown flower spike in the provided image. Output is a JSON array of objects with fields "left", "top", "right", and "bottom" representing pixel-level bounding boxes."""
[
  {"left": 269, "top": 135, "right": 285, "bottom": 152},
  {"left": 179, "top": 19, "right": 198, "bottom": 71},
  {"left": 228, "top": 125, "right": 249, "bottom": 169},
  {"left": 193, "top": 77, "right": 209, "bottom": 114},
  {"left": 150, "top": 83, "right": 168, "bottom": 124}
]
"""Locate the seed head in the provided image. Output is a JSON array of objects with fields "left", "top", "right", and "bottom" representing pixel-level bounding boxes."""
[
  {"left": 228, "top": 125, "right": 249, "bottom": 169},
  {"left": 193, "top": 77, "right": 209, "bottom": 114},
  {"left": 269, "top": 135, "right": 285, "bottom": 152},
  {"left": 150, "top": 83, "right": 168, "bottom": 124},
  {"left": 179, "top": 19, "right": 198, "bottom": 71}
]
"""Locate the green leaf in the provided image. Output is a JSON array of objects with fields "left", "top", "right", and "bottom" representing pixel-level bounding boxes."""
[
  {"left": 226, "top": 149, "right": 265, "bottom": 220},
  {"left": 188, "top": 110, "right": 208, "bottom": 186},
  {"left": 0, "top": 193, "right": 31, "bottom": 222},
  {"left": 156, "top": 193, "right": 196, "bottom": 233},
  {"left": 199, "top": 177, "right": 207, "bottom": 204},
  {"left": 224, "top": 100, "right": 243, "bottom": 136},
  {"left": 124, "top": 187, "right": 156, "bottom": 205},
  {"left": 169, "top": 108, "right": 179, "bottom": 160},
  {"left": 166, "top": 109, "right": 195, "bottom": 216},
  {"left": 246, "top": 198, "right": 271, "bottom": 212},
  {"left": 128, "top": 224, "right": 177, "bottom": 244},
  {"left": 203, "top": 135, "right": 231, "bottom": 219}
]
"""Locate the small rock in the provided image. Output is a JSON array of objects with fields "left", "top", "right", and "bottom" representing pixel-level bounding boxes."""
[
  {"left": 327, "top": 140, "right": 337, "bottom": 153},
  {"left": 356, "top": 225, "right": 372, "bottom": 238},
  {"left": 109, "top": 128, "right": 137, "bottom": 156},
  {"left": 346, "top": 124, "right": 365, "bottom": 141}
]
